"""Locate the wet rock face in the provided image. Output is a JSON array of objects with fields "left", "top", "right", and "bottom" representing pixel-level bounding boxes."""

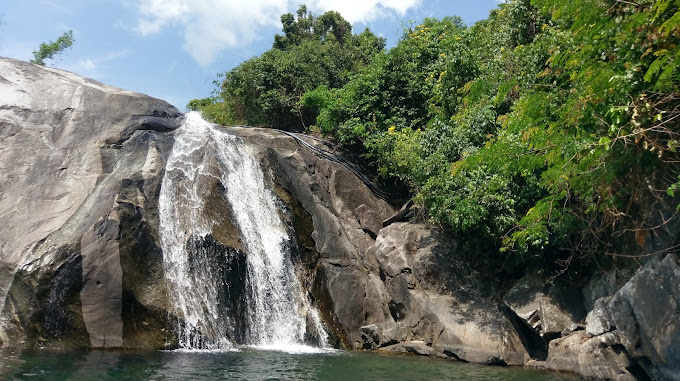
[
  {"left": 230, "top": 128, "right": 535, "bottom": 365},
  {"left": 1, "top": 245, "right": 90, "bottom": 349},
  {"left": 0, "top": 57, "right": 181, "bottom": 349},
  {"left": 231, "top": 128, "right": 517, "bottom": 361},
  {"left": 183, "top": 235, "right": 249, "bottom": 345}
]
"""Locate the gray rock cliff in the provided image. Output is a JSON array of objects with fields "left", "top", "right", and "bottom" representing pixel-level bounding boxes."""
[
  {"left": 0, "top": 58, "right": 534, "bottom": 363},
  {"left": 228, "top": 127, "right": 533, "bottom": 365},
  {"left": 519, "top": 255, "right": 680, "bottom": 380},
  {"left": 0, "top": 57, "right": 180, "bottom": 348},
  {"left": 1, "top": 57, "right": 679, "bottom": 380}
]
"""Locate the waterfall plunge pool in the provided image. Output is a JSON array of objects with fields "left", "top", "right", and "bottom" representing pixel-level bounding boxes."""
[{"left": 0, "top": 348, "right": 579, "bottom": 380}]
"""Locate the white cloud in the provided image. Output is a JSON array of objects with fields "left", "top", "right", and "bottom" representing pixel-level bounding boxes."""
[
  {"left": 74, "top": 49, "right": 129, "bottom": 78},
  {"left": 79, "top": 58, "right": 96, "bottom": 71},
  {"left": 131, "top": 0, "right": 421, "bottom": 66},
  {"left": 309, "top": 0, "right": 422, "bottom": 24},
  {"left": 134, "top": 0, "right": 192, "bottom": 35}
]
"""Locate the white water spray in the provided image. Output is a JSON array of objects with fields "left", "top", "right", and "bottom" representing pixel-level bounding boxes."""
[{"left": 159, "top": 112, "right": 327, "bottom": 350}]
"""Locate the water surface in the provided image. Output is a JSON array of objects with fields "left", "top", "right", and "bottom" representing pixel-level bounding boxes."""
[{"left": 0, "top": 348, "right": 579, "bottom": 380}]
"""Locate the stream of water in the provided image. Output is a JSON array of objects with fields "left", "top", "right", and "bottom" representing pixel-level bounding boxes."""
[{"left": 158, "top": 112, "right": 325, "bottom": 350}]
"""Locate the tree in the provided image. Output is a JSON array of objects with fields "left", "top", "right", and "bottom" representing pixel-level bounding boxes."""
[
  {"left": 305, "top": 17, "right": 468, "bottom": 148},
  {"left": 273, "top": 5, "right": 353, "bottom": 50},
  {"left": 30, "top": 30, "right": 74, "bottom": 66},
  {"left": 190, "top": 0, "right": 680, "bottom": 275},
  {"left": 189, "top": 5, "right": 385, "bottom": 130}
]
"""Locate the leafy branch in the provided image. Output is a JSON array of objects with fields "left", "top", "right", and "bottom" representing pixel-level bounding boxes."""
[{"left": 30, "top": 30, "right": 74, "bottom": 66}]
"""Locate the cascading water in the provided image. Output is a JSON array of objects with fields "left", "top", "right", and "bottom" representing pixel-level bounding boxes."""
[{"left": 159, "top": 112, "right": 327, "bottom": 351}]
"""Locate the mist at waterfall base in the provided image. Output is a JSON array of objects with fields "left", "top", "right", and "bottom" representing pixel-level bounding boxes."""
[{"left": 159, "top": 112, "right": 327, "bottom": 352}]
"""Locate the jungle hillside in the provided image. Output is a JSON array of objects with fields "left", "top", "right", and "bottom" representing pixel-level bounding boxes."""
[{"left": 188, "top": 0, "right": 680, "bottom": 278}]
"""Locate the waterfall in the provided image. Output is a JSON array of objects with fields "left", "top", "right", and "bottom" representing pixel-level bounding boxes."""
[{"left": 159, "top": 112, "right": 327, "bottom": 350}]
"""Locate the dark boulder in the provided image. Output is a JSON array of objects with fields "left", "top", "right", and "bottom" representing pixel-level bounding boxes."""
[{"left": 607, "top": 254, "right": 680, "bottom": 380}]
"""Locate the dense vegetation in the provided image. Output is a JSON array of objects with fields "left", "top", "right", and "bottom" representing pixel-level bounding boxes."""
[
  {"left": 190, "top": 0, "right": 680, "bottom": 274},
  {"left": 187, "top": 5, "right": 385, "bottom": 130}
]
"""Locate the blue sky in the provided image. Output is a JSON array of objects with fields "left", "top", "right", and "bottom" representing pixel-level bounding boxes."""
[{"left": 1, "top": 1, "right": 501, "bottom": 110}]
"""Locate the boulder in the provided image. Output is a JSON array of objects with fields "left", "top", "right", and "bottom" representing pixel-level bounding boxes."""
[
  {"left": 360, "top": 322, "right": 407, "bottom": 349},
  {"left": 356, "top": 223, "right": 531, "bottom": 365},
  {"left": 528, "top": 330, "right": 638, "bottom": 380},
  {"left": 0, "top": 58, "right": 180, "bottom": 349},
  {"left": 607, "top": 254, "right": 680, "bottom": 380},
  {"left": 503, "top": 269, "right": 545, "bottom": 329},
  {"left": 585, "top": 297, "right": 614, "bottom": 337},
  {"left": 504, "top": 269, "right": 586, "bottom": 340},
  {"left": 352, "top": 204, "right": 383, "bottom": 239},
  {"left": 537, "top": 285, "right": 586, "bottom": 339}
]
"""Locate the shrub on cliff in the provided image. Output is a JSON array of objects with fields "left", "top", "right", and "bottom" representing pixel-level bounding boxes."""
[{"left": 307, "top": 0, "right": 680, "bottom": 271}]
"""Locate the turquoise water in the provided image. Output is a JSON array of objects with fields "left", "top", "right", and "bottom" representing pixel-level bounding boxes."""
[{"left": 0, "top": 348, "right": 579, "bottom": 380}]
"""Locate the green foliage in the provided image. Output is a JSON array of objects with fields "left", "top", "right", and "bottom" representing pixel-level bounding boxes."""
[
  {"left": 307, "top": 0, "right": 680, "bottom": 266},
  {"left": 187, "top": 96, "right": 234, "bottom": 125},
  {"left": 304, "top": 17, "right": 468, "bottom": 146},
  {"left": 645, "top": 0, "right": 680, "bottom": 92},
  {"left": 192, "top": 0, "right": 680, "bottom": 272},
  {"left": 190, "top": 5, "right": 385, "bottom": 130},
  {"left": 274, "top": 5, "right": 353, "bottom": 49},
  {"left": 461, "top": 0, "right": 680, "bottom": 260},
  {"left": 30, "top": 30, "right": 74, "bottom": 66}
]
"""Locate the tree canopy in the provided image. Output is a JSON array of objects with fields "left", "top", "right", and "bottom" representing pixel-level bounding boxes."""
[
  {"left": 191, "top": 1, "right": 680, "bottom": 275},
  {"left": 30, "top": 30, "right": 74, "bottom": 66},
  {"left": 187, "top": 6, "right": 385, "bottom": 131}
]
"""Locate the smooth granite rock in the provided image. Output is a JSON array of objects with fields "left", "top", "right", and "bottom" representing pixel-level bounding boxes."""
[{"left": 0, "top": 57, "right": 180, "bottom": 349}]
